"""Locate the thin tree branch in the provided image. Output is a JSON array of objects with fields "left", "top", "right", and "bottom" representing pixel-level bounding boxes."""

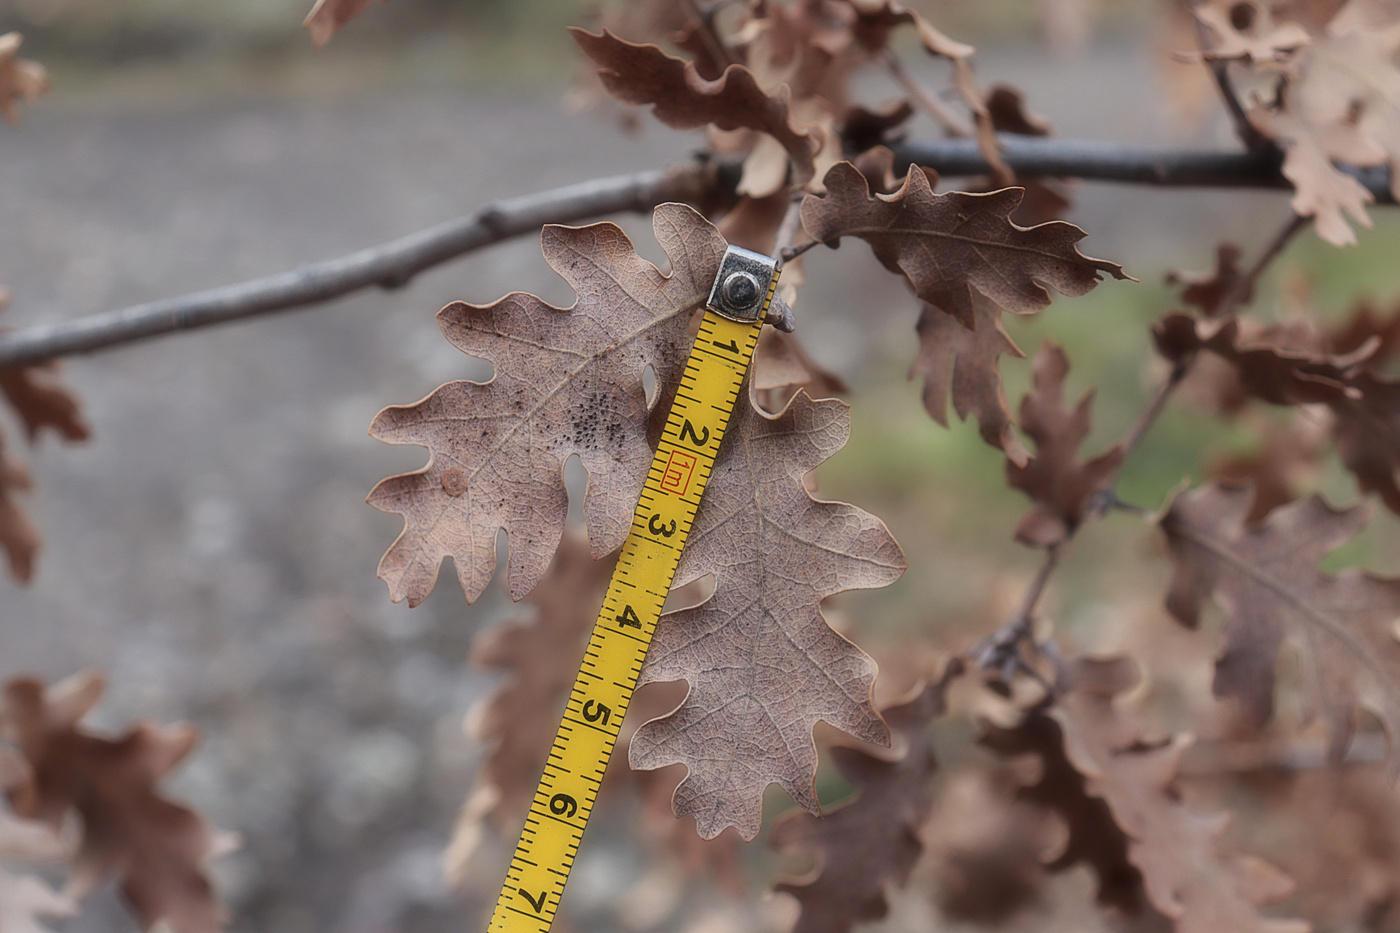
[
  {"left": 969, "top": 542, "right": 1061, "bottom": 683},
  {"left": 892, "top": 136, "right": 1394, "bottom": 200},
  {"left": 883, "top": 50, "right": 974, "bottom": 138},
  {"left": 0, "top": 136, "right": 1392, "bottom": 369},
  {"left": 0, "top": 163, "right": 718, "bottom": 369}
]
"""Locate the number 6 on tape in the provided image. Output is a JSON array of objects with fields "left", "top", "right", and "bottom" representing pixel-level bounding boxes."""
[{"left": 486, "top": 245, "right": 780, "bottom": 932}]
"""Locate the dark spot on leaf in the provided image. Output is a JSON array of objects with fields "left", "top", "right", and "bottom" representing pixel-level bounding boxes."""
[{"left": 441, "top": 468, "right": 467, "bottom": 497}]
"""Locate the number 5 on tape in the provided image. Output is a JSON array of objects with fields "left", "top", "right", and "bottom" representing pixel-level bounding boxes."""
[{"left": 487, "top": 246, "right": 780, "bottom": 932}]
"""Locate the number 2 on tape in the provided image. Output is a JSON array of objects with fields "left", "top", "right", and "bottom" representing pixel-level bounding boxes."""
[{"left": 487, "top": 245, "right": 780, "bottom": 932}]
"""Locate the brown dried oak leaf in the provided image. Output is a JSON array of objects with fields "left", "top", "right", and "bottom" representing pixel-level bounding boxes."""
[
  {"left": 1328, "top": 297, "right": 1400, "bottom": 359},
  {"left": 1166, "top": 242, "right": 1253, "bottom": 316},
  {"left": 2, "top": 672, "right": 227, "bottom": 933},
  {"left": 447, "top": 529, "right": 616, "bottom": 875},
  {"left": 1155, "top": 311, "right": 1400, "bottom": 517},
  {"left": 1246, "top": 23, "right": 1400, "bottom": 245},
  {"left": 802, "top": 162, "right": 1126, "bottom": 327},
  {"left": 0, "top": 311, "right": 89, "bottom": 582},
  {"left": 1051, "top": 654, "right": 1307, "bottom": 933},
  {"left": 1209, "top": 419, "right": 1327, "bottom": 523},
  {"left": 802, "top": 162, "right": 1125, "bottom": 460},
  {"left": 572, "top": 29, "right": 818, "bottom": 187},
  {"left": 1159, "top": 482, "right": 1400, "bottom": 769},
  {"left": 0, "top": 34, "right": 46, "bottom": 126},
  {"left": 770, "top": 662, "right": 961, "bottom": 933},
  {"left": 980, "top": 705, "right": 1149, "bottom": 915},
  {"left": 912, "top": 295, "right": 1029, "bottom": 466},
  {"left": 444, "top": 531, "right": 741, "bottom": 891},
  {"left": 1006, "top": 342, "right": 1124, "bottom": 547},
  {"left": 0, "top": 434, "right": 38, "bottom": 582},
  {"left": 629, "top": 392, "right": 905, "bottom": 840},
  {"left": 0, "top": 363, "right": 91, "bottom": 445},
  {"left": 369, "top": 204, "right": 724, "bottom": 606},
  {"left": 302, "top": 0, "right": 383, "bottom": 47},
  {"left": 0, "top": 750, "right": 74, "bottom": 933}
]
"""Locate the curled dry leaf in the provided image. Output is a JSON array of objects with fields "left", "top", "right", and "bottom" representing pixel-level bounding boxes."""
[
  {"left": 978, "top": 84, "right": 1072, "bottom": 227},
  {"left": 302, "top": 0, "right": 383, "bottom": 47},
  {"left": 1050, "top": 655, "right": 1307, "bottom": 933},
  {"left": 1153, "top": 312, "right": 1359, "bottom": 406},
  {"left": 840, "top": 101, "right": 915, "bottom": 155},
  {"left": 1159, "top": 482, "right": 1400, "bottom": 768},
  {"left": 770, "top": 661, "right": 962, "bottom": 933},
  {"left": 0, "top": 34, "right": 47, "bottom": 126},
  {"left": 1327, "top": 298, "right": 1400, "bottom": 359},
  {"left": 572, "top": 29, "right": 818, "bottom": 188},
  {"left": 1, "top": 672, "right": 228, "bottom": 933},
  {"left": 630, "top": 392, "right": 905, "bottom": 840},
  {"left": 1330, "top": 366, "right": 1400, "bottom": 514},
  {"left": 1006, "top": 343, "right": 1124, "bottom": 547},
  {"left": 369, "top": 204, "right": 725, "bottom": 606}
]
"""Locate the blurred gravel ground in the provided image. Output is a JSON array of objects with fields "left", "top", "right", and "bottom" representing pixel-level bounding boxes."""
[{"left": 0, "top": 35, "right": 1299, "bottom": 933}]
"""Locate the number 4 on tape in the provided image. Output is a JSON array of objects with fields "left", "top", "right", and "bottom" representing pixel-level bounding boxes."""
[{"left": 487, "top": 245, "right": 781, "bottom": 932}]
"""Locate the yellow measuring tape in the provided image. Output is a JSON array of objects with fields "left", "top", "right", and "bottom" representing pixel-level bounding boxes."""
[{"left": 486, "top": 247, "right": 780, "bottom": 933}]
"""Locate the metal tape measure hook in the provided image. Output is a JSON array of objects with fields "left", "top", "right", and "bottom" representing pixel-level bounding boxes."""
[{"left": 707, "top": 246, "right": 780, "bottom": 323}]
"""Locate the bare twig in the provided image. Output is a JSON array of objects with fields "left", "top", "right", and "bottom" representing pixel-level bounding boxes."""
[
  {"left": 1217, "top": 211, "right": 1308, "bottom": 317},
  {"left": 0, "top": 164, "right": 716, "bottom": 369},
  {"left": 970, "top": 543, "right": 1061, "bottom": 682},
  {"left": 780, "top": 239, "right": 821, "bottom": 263},
  {"left": 771, "top": 196, "right": 806, "bottom": 259},
  {"left": 883, "top": 50, "right": 974, "bottom": 138}
]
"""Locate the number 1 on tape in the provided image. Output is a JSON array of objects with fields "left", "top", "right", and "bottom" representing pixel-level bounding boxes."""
[{"left": 487, "top": 246, "right": 780, "bottom": 932}]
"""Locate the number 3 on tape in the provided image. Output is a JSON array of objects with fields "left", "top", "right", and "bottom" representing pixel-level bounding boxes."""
[{"left": 486, "top": 245, "right": 780, "bottom": 932}]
